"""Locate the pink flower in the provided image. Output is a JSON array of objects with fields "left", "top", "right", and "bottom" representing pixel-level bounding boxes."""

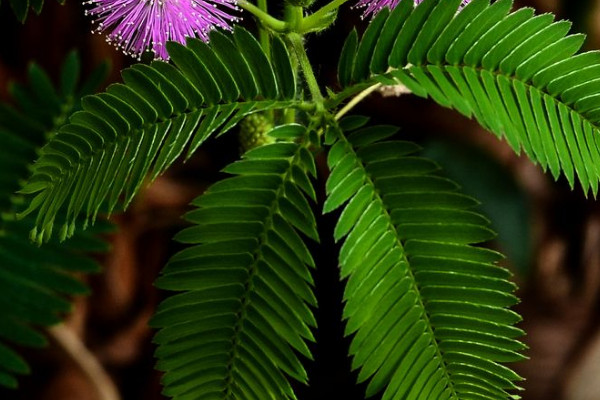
[
  {"left": 356, "top": 0, "right": 471, "bottom": 19},
  {"left": 85, "top": 0, "right": 239, "bottom": 60}
]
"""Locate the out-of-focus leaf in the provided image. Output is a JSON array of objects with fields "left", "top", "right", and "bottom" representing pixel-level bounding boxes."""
[{"left": 423, "top": 139, "right": 532, "bottom": 275}]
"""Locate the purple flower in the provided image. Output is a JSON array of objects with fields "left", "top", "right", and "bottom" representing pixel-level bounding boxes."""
[
  {"left": 85, "top": 0, "right": 239, "bottom": 60},
  {"left": 356, "top": 0, "right": 471, "bottom": 19}
]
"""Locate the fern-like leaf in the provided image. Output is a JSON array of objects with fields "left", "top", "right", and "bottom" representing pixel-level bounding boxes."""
[
  {"left": 336, "top": 0, "right": 600, "bottom": 195},
  {"left": 325, "top": 118, "right": 525, "bottom": 400},
  {"left": 151, "top": 124, "right": 318, "bottom": 400},
  {"left": 0, "top": 52, "right": 110, "bottom": 389},
  {"left": 21, "top": 28, "right": 303, "bottom": 243}
]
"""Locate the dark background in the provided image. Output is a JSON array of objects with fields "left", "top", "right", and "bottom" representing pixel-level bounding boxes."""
[{"left": 2, "top": 0, "right": 600, "bottom": 399}]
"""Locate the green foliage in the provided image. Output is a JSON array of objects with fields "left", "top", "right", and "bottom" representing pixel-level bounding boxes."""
[
  {"left": 325, "top": 118, "right": 525, "bottom": 400},
  {"left": 18, "top": 0, "right": 600, "bottom": 398},
  {"left": 336, "top": 0, "right": 600, "bottom": 195},
  {"left": 0, "top": 52, "right": 110, "bottom": 389},
  {"left": 151, "top": 124, "right": 318, "bottom": 400},
  {"left": 20, "top": 27, "right": 303, "bottom": 244},
  {"left": 423, "top": 140, "right": 533, "bottom": 275}
]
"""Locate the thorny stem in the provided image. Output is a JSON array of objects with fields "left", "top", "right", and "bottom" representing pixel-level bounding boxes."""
[
  {"left": 288, "top": 32, "right": 324, "bottom": 108},
  {"left": 283, "top": 4, "right": 305, "bottom": 124}
]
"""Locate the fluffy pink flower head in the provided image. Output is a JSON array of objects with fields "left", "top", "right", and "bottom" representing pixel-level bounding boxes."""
[
  {"left": 356, "top": 0, "right": 471, "bottom": 19},
  {"left": 84, "top": 0, "right": 239, "bottom": 60}
]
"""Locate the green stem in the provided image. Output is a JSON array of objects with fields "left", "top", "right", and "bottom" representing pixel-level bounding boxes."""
[
  {"left": 282, "top": 4, "right": 305, "bottom": 124},
  {"left": 335, "top": 83, "right": 382, "bottom": 120},
  {"left": 256, "top": 0, "right": 275, "bottom": 123},
  {"left": 288, "top": 32, "right": 324, "bottom": 106},
  {"left": 285, "top": 46, "right": 299, "bottom": 124},
  {"left": 284, "top": 109, "right": 296, "bottom": 124},
  {"left": 256, "top": 0, "right": 271, "bottom": 55},
  {"left": 238, "top": 0, "right": 287, "bottom": 32},
  {"left": 284, "top": 4, "right": 305, "bottom": 31},
  {"left": 311, "top": 0, "right": 350, "bottom": 16},
  {"left": 302, "top": 0, "right": 349, "bottom": 31}
]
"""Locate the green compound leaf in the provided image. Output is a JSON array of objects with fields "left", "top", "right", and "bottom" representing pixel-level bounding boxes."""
[
  {"left": 336, "top": 0, "right": 600, "bottom": 196},
  {"left": 151, "top": 125, "right": 318, "bottom": 400},
  {"left": 21, "top": 28, "right": 304, "bottom": 243},
  {"left": 325, "top": 119, "right": 525, "bottom": 400}
]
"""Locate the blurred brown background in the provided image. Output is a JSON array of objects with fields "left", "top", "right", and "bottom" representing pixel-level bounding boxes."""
[{"left": 2, "top": 0, "right": 600, "bottom": 399}]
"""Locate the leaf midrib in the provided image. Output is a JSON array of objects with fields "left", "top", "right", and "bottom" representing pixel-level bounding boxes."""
[
  {"left": 223, "top": 144, "right": 307, "bottom": 400},
  {"left": 35, "top": 100, "right": 269, "bottom": 185},
  {"left": 338, "top": 130, "right": 459, "bottom": 400}
]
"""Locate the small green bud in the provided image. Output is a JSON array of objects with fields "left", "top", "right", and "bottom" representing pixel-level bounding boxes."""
[{"left": 239, "top": 113, "right": 275, "bottom": 152}]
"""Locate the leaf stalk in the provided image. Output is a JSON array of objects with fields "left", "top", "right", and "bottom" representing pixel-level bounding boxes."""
[
  {"left": 237, "top": 0, "right": 287, "bottom": 32},
  {"left": 335, "top": 83, "right": 382, "bottom": 120},
  {"left": 301, "top": 0, "right": 350, "bottom": 31}
]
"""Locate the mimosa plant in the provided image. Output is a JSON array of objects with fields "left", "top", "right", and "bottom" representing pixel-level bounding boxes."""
[{"left": 3, "top": 0, "right": 599, "bottom": 398}]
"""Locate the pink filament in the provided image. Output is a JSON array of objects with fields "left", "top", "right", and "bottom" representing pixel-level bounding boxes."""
[{"left": 85, "top": 0, "right": 239, "bottom": 60}]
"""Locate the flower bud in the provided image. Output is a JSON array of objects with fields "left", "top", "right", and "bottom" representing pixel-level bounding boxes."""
[{"left": 239, "top": 113, "right": 275, "bottom": 152}]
